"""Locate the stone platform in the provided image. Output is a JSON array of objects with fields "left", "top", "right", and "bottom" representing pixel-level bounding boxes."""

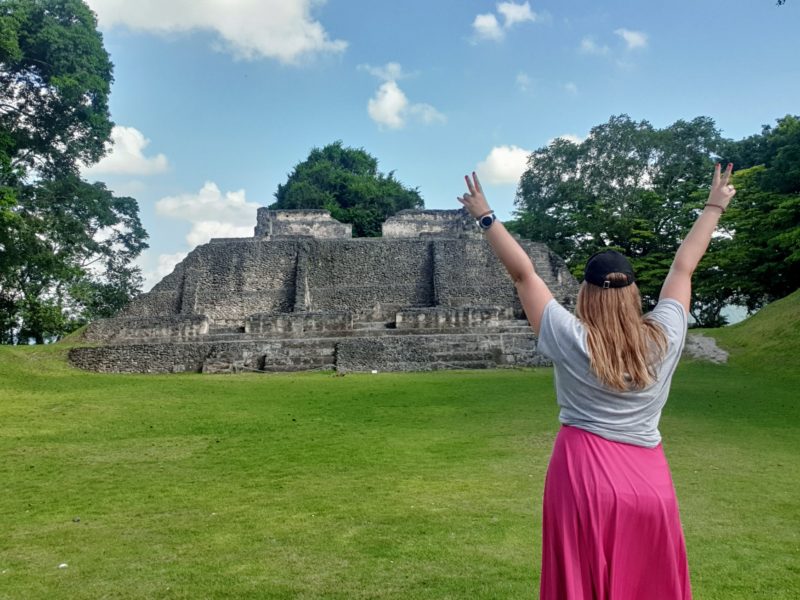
[{"left": 70, "top": 209, "right": 578, "bottom": 373}]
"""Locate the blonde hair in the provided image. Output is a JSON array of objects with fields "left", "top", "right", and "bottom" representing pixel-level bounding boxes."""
[{"left": 576, "top": 272, "right": 667, "bottom": 392}]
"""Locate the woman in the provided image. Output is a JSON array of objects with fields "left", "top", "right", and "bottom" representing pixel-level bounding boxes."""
[{"left": 458, "top": 164, "right": 736, "bottom": 599}]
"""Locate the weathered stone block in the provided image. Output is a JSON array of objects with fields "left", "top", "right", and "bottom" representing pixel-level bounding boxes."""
[
  {"left": 245, "top": 311, "right": 354, "bottom": 335},
  {"left": 254, "top": 209, "right": 352, "bottom": 238}
]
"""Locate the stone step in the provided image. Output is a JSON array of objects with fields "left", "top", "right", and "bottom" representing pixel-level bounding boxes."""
[
  {"left": 113, "top": 321, "right": 534, "bottom": 344},
  {"left": 71, "top": 328, "right": 546, "bottom": 374}
]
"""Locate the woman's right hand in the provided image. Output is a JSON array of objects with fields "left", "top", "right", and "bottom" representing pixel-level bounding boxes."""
[
  {"left": 707, "top": 163, "right": 736, "bottom": 211},
  {"left": 458, "top": 172, "right": 492, "bottom": 219}
]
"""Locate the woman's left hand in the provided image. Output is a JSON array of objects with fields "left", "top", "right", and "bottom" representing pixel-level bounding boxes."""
[{"left": 458, "top": 171, "right": 492, "bottom": 219}]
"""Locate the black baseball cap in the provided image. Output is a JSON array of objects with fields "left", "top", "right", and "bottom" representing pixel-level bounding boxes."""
[{"left": 584, "top": 250, "right": 636, "bottom": 288}]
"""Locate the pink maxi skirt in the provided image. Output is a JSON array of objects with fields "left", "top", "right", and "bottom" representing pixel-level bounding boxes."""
[{"left": 540, "top": 425, "right": 692, "bottom": 600}]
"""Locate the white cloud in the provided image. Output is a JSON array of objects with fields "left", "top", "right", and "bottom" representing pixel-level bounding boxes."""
[
  {"left": 146, "top": 251, "right": 188, "bottom": 291},
  {"left": 156, "top": 252, "right": 188, "bottom": 278},
  {"left": 185, "top": 221, "right": 255, "bottom": 248},
  {"left": 472, "top": 2, "right": 537, "bottom": 42},
  {"left": 156, "top": 182, "right": 260, "bottom": 248},
  {"left": 564, "top": 82, "right": 578, "bottom": 94},
  {"left": 579, "top": 36, "right": 610, "bottom": 55},
  {"left": 83, "top": 126, "right": 168, "bottom": 177},
  {"left": 614, "top": 28, "right": 648, "bottom": 50},
  {"left": 472, "top": 13, "right": 504, "bottom": 41},
  {"left": 358, "top": 62, "right": 407, "bottom": 82},
  {"left": 136, "top": 251, "right": 188, "bottom": 292},
  {"left": 476, "top": 145, "right": 532, "bottom": 185},
  {"left": 85, "top": 0, "right": 347, "bottom": 64},
  {"left": 548, "top": 133, "right": 585, "bottom": 145},
  {"left": 368, "top": 81, "right": 408, "bottom": 130},
  {"left": 364, "top": 63, "right": 445, "bottom": 130},
  {"left": 408, "top": 103, "right": 446, "bottom": 125},
  {"left": 497, "top": 1, "right": 537, "bottom": 27}
]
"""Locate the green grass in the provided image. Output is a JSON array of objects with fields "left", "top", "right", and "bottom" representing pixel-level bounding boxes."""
[
  {"left": 708, "top": 288, "right": 800, "bottom": 371},
  {"left": 1, "top": 292, "right": 798, "bottom": 599}
]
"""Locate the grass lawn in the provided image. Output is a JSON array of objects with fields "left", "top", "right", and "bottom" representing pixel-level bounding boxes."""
[{"left": 1, "top": 291, "right": 798, "bottom": 599}]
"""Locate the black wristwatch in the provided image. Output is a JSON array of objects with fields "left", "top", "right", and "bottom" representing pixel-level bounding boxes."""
[{"left": 477, "top": 212, "right": 496, "bottom": 231}]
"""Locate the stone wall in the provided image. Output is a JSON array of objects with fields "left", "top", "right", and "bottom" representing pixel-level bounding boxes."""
[
  {"left": 117, "top": 236, "right": 573, "bottom": 326},
  {"left": 335, "top": 332, "right": 548, "bottom": 372},
  {"left": 84, "top": 315, "right": 209, "bottom": 342},
  {"left": 188, "top": 240, "right": 299, "bottom": 320},
  {"left": 245, "top": 311, "right": 354, "bottom": 336},
  {"left": 299, "top": 239, "right": 435, "bottom": 319},
  {"left": 254, "top": 209, "right": 352, "bottom": 238},
  {"left": 382, "top": 209, "right": 479, "bottom": 238},
  {"left": 69, "top": 329, "right": 550, "bottom": 374},
  {"left": 395, "top": 306, "right": 514, "bottom": 330}
]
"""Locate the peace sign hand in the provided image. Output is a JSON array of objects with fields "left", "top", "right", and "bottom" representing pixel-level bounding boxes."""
[
  {"left": 708, "top": 163, "right": 736, "bottom": 211},
  {"left": 458, "top": 171, "right": 492, "bottom": 219}
]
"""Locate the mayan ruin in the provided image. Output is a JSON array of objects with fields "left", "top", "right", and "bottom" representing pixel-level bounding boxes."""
[{"left": 70, "top": 209, "right": 579, "bottom": 373}]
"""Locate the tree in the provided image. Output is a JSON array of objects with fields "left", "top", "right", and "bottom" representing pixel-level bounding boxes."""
[
  {"left": 512, "top": 115, "right": 725, "bottom": 323},
  {"left": 0, "top": 0, "right": 148, "bottom": 343},
  {"left": 710, "top": 116, "right": 800, "bottom": 311},
  {"left": 271, "top": 141, "right": 424, "bottom": 237},
  {"left": 1, "top": 0, "right": 114, "bottom": 177}
]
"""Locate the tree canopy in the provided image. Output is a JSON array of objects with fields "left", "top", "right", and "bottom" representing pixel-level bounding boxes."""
[
  {"left": 0, "top": 0, "right": 148, "bottom": 343},
  {"left": 511, "top": 114, "right": 799, "bottom": 326},
  {"left": 0, "top": 0, "right": 114, "bottom": 178},
  {"left": 711, "top": 115, "right": 800, "bottom": 311},
  {"left": 270, "top": 141, "right": 424, "bottom": 237},
  {"left": 512, "top": 115, "right": 722, "bottom": 318}
]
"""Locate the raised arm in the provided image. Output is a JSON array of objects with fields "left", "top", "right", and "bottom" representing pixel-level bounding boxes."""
[
  {"left": 458, "top": 172, "right": 553, "bottom": 333},
  {"left": 660, "top": 163, "right": 736, "bottom": 313}
]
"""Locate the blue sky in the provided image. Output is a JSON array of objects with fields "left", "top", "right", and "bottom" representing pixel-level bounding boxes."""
[{"left": 80, "top": 0, "right": 800, "bottom": 290}]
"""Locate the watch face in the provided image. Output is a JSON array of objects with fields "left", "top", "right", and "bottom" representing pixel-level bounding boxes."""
[{"left": 480, "top": 214, "right": 494, "bottom": 228}]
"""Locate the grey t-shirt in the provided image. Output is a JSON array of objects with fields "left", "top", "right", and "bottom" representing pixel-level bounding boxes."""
[{"left": 537, "top": 297, "right": 688, "bottom": 448}]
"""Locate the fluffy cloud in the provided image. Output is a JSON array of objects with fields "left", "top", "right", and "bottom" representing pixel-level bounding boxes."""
[
  {"left": 564, "top": 82, "right": 578, "bottom": 94},
  {"left": 473, "top": 2, "right": 537, "bottom": 42},
  {"left": 477, "top": 145, "right": 532, "bottom": 185},
  {"left": 614, "top": 28, "right": 648, "bottom": 50},
  {"left": 408, "top": 103, "right": 446, "bottom": 126},
  {"left": 472, "top": 13, "right": 504, "bottom": 41},
  {"left": 138, "top": 251, "right": 188, "bottom": 291},
  {"left": 139, "top": 181, "right": 259, "bottom": 290},
  {"left": 548, "top": 133, "right": 585, "bottom": 145},
  {"left": 364, "top": 63, "right": 445, "bottom": 130},
  {"left": 85, "top": 0, "right": 347, "bottom": 64},
  {"left": 497, "top": 1, "right": 537, "bottom": 27},
  {"left": 184, "top": 221, "right": 256, "bottom": 248},
  {"left": 156, "top": 252, "right": 187, "bottom": 279},
  {"left": 156, "top": 182, "right": 260, "bottom": 248},
  {"left": 368, "top": 81, "right": 408, "bottom": 130},
  {"left": 358, "top": 62, "right": 407, "bottom": 82},
  {"left": 82, "top": 126, "right": 168, "bottom": 177}
]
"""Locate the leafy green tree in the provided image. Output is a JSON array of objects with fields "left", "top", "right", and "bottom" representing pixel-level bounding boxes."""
[
  {"left": 1, "top": 176, "right": 147, "bottom": 343},
  {"left": 0, "top": 0, "right": 114, "bottom": 178},
  {"left": 723, "top": 115, "right": 800, "bottom": 195},
  {"left": 512, "top": 114, "right": 725, "bottom": 322},
  {"left": 0, "top": 0, "right": 148, "bottom": 343},
  {"left": 271, "top": 141, "right": 424, "bottom": 237},
  {"left": 712, "top": 116, "right": 800, "bottom": 311}
]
